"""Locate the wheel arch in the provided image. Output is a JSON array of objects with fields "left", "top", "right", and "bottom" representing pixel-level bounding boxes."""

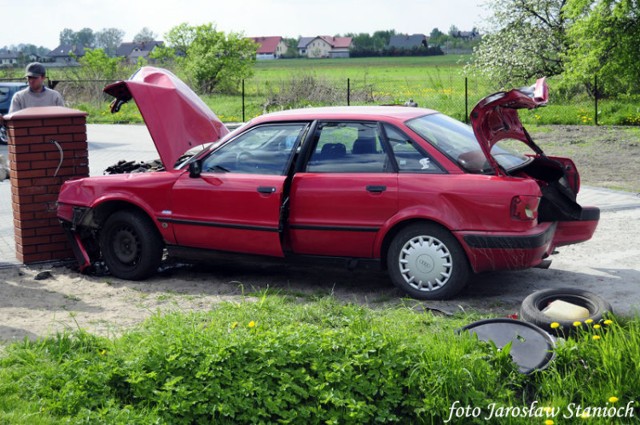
[{"left": 378, "top": 218, "right": 466, "bottom": 271}]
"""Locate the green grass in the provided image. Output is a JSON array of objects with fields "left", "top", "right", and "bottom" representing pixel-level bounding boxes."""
[
  {"left": 0, "top": 294, "right": 637, "bottom": 424},
  {"left": 75, "top": 56, "right": 640, "bottom": 127}
]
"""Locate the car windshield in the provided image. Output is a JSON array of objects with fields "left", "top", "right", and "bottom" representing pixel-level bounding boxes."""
[{"left": 406, "top": 113, "right": 531, "bottom": 174}]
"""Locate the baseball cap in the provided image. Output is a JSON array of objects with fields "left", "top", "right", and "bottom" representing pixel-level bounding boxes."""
[{"left": 25, "top": 62, "right": 46, "bottom": 77}]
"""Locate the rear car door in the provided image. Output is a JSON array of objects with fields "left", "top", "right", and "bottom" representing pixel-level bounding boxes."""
[
  {"left": 166, "top": 123, "right": 308, "bottom": 257},
  {"left": 287, "top": 121, "right": 398, "bottom": 258}
]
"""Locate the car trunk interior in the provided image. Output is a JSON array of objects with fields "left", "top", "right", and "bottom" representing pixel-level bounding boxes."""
[{"left": 515, "top": 156, "right": 584, "bottom": 222}]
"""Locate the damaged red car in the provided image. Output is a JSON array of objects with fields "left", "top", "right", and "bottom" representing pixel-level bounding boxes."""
[{"left": 57, "top": 67, "right": 599, "bottom": 300}]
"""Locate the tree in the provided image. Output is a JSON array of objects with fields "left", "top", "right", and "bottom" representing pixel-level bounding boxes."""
[
  {"left": 469, "top": 0, "right": 569, "bottom": 87},
  {"left": 78, "top": 48, "right": 121, "bottom": 80},
  {"left": 563, "top": 0, "right": 640, "bottom": 95},
  {"left": 59, "top": 28, "right": 76, "bottom": 45},
  {"left": 164, "top": 23, "right": 257, "bottom": 94},
  {"left": 59, "top": 28, "right": 95, "bottom": 47},
  {"left": 134, "top": 27, "right": 158, "bottom": 43},
  {"left": 76, "top": 28, "right": 96, "bottom": 47},
  {"left": 95, "top": 28, "right": 125, "bottom": 57}
]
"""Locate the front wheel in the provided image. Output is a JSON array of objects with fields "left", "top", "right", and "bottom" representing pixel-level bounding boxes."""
[
  {"left": 99, "top": 210, "right": 163, "bottom": 280},
  {"left": 387, "top": 223, "right": 469, "bottom": 300}
]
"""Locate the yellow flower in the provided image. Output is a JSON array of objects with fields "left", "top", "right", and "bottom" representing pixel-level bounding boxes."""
[
  {"left": 585, "top": 319, "right": 593, "bottom": 324},
  {"left": 550, "top": 322, "right": 561, "bottom": 329},
  {"left": 604, "top": 319, "right": 614, "bottom": 325},
  {"left": 609, "top": 396, "right": 619, "bottom": 403},
  {"left": 593, "top": 324, "right": 601, "bottom": 329},
  {"left": 248, "top": 321, "right": 256, "bottom": 328},
  {"left": 545, "top": 420, "right": 554, "bottom": 425},
  {"left": 592, "top": 335, "right": 601, "bottom": 340},
  {"left": 573, "top": 321, "right": 582, "bottom": 327},
  {"left": 580, "top": 411, "right": 591, "bottom": 418}
]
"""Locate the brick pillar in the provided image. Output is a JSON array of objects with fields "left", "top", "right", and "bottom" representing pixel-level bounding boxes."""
[{"left": 5, "top": 106, "right": 89, "bottom": 264}]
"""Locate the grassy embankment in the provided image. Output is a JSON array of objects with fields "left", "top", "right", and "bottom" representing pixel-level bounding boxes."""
[{"left": 1, "top": 294, "right": 637, "bottom": 424}]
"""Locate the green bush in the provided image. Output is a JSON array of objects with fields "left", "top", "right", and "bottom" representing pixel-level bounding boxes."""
[{"left": 0, "top": 296, "right": 520, "bottom": 424}]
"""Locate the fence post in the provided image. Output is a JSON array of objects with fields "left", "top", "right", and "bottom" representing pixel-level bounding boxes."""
[
  {"left": 242, "top": 79, "right": 246, "bottom": 123},
  {"left": 594, "top": 75, "right": 598, "bottom": 126},
  {"left": 465, "top": 77, "right": 469, "bottom": 124},
  {"left": 347, "top": 78, "right": 350, "bottom": 106}
]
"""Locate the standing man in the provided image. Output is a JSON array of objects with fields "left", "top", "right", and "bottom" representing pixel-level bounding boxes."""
[{"left": 8, "top": 62, "right": 64, "bottom": 113}]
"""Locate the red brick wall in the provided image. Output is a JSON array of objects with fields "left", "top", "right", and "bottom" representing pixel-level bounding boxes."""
[{"left": 5, "top": 106, "right": 89, "bottom": 264}]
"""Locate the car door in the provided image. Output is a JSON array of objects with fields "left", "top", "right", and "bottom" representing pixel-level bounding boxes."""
[
  {"left": 287, "top": 121, "right": 399, "bottom": 258},
  {"left": 166, "top": 123, "right": 308, "bottom": 257}
]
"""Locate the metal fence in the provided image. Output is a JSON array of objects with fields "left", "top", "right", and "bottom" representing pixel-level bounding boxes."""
[
  {"left": 237, "top": 76, "right": 636, "bottom": 126},
  {"left": 7, "top": 76, "right": 636, "bottom": 127}
]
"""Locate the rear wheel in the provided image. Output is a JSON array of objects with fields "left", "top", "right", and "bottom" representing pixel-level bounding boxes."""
[
  {"left": 387, "top": 223, "right": 469, "bottom": 300},
  {"left": 99, "top": 210, "right": 163, "bottom": 280}
]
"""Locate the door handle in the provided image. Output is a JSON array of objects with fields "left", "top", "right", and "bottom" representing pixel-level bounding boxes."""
[
  {"left": 366, "top": 185, "right": 386, "bottom": 193},
  {"left": 257, "top": 186, "right": 276, "bottom": 194}
]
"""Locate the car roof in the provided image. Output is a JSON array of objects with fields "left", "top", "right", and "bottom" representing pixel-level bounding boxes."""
[{"left": 251, "top": 105, "right": 438, "bottom": 124}]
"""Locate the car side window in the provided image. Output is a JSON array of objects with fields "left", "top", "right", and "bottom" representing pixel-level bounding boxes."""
[
  {"left": 306, "top": 122, "right": 390, "bottom": 173},
  {"left": 201, "top": 124, "right": 306, "bottom": 175},
  {"left": 384, "top": 124, "right": 444, "bottom": 173}
]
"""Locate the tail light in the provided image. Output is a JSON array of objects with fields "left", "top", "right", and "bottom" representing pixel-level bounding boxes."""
[{"left": 511, "top": 195, "right": 540, "bottom": 221}]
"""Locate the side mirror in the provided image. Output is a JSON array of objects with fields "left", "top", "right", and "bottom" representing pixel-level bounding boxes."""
[{"left": 189, "top": 160, "right": 202, "bottom": 178}]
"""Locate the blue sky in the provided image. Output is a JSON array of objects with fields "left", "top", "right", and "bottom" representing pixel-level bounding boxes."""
[{"left": 1, "top": 0, "right": 488, "bottom": 49}]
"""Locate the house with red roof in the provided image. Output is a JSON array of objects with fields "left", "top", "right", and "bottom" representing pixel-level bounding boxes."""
[
  {"left": 249, "top": 36, "right": 288, "bottom": 60},
  {"left": 297, "top": 36, "right": 353, "bottom": 58}
]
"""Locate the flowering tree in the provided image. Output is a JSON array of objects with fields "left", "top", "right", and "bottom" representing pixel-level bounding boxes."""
[{"left": 468, "top": 0, "right": 570, "bottom": 87}]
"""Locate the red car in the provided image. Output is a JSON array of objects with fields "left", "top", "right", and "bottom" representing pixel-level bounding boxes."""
[{"left": 57, "top": 67, "right": 599, "bottom": 300}]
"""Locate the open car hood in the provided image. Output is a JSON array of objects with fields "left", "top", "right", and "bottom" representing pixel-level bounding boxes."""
[
  {"left": 470, "top": 78, "right": 548, "bottom": 173},
  {"left": 104, "top": 67, "right": 229, "bottom": 168}
]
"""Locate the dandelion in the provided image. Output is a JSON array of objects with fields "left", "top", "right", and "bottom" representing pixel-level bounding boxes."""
[
  {"left": 545, "top": 420, "right": 554, "bottom": 425},
  {"left": 573, "top": 321, "right": 582, "bottom": 327},
  {"left": 585, "top": 319, "right": 593, "bottom": 324},
  {"left": 550, "top": 322, "right": 561, "bottom": 329},
  {"left": 248, "top": 320, "right": 256, "bottom": 328},
  {"left": 580, "top": 411, "right": 591, "bottom": 419},
  {"left": 604, "top": 319, "right": 614, "bottom": 325},
  {"left": 609, "top": 396, "right": 619, "bottom": 403},
  {"left": 592, "top": 335, "right": 601, "bottom": 340},
  {"left": 593, "top": 324, "right": 601, "bottom": 329}
]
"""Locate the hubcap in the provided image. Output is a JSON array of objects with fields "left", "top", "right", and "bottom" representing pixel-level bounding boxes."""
[
  {"left": 112, "top": 227, "right": 139, "bottom": 265},
  {"left": 398, "top": 235, "right": 452, "bottom": 292}
]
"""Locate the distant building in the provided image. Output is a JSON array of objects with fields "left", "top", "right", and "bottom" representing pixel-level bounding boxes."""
[
  {"left": 249, "top": 36, "right": 288, "bottom": 60},
  {"left": 0, "top": 50, "right": 19, "bottom": 67},
  {"left": 451, "top": 29, "right": 481, "bottom": 40},
  {"left": 388, "top": 34, "right": 428, "bottom": 49},
  {"left": 297, "top": 36, "right": 353, "bottom": 58},
  {"left": 116, "top": 41, "right": 164, "bottom": 63},
  {"left": 47, "top": 44, "right": 85, "bottom": 63}
]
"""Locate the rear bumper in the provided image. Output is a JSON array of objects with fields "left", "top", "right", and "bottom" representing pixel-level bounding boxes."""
[{"left": 457, "top": 206, "right": 599, "bottom": 273}]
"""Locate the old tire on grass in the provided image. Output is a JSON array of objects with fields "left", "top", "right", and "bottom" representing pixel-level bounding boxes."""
[
  {"left": 387, "top": 223, "right": 469, "bottom": 300},
  {"left": 520, "top": 287, "right": 613, "bottom": 336},
  {"left": 100, "top": 210, "right": 163, "bottom": 280}
]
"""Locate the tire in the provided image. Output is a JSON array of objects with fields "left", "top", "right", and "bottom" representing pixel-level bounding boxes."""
[
  {"left": 387, "top": 223, "right": 470, "bottom": 300},
  {"left": 99, "top": 210, "right": 163, "bottom": 280},
  {"left": 520, "top": 288, "right": 613, "bottom": 335}
]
